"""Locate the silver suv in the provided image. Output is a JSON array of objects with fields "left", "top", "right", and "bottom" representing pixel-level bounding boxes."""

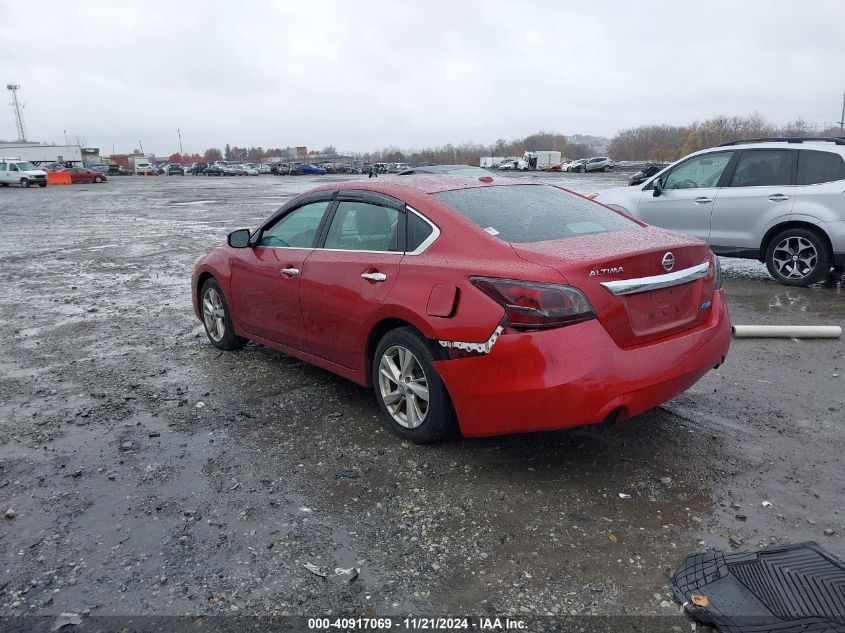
[{"left": 595, "top": 138, "right": 845, "bottom": 286}]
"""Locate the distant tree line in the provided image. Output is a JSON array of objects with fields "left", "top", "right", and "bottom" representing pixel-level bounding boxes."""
[
  {"left": 608, "top": 113, "right": 842, "bottom": 161},
  {"left": 196, "top": 131, "right": 597, "bottom": 167}
]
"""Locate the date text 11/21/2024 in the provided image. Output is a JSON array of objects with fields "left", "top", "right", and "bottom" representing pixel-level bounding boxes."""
[{"left": 307, "top": 617, "right": 527, "bottom": 630}]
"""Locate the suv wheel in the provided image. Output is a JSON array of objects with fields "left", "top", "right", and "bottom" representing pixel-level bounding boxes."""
[
  {"left": 765, "top": 228, "right": 832, "bottom": 287},
  {"left": 372, "top": 327, "right": 457, "bottom": 443}
]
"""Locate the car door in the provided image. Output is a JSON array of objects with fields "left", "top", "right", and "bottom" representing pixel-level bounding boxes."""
[
  {"left": 635, "top": 150, "right": 735, "bottom": 242},
  {"left": 229, "top": 197, "right": 334, "bottom": 351},
  {"left": 0, "top": 162, "right": 8, "bottom": 184},
  {"left": 299, "top": 192, "right": 405, "bottom": 370},
  {"left": 710, "top": 149, "right": 796, "bottom": 254}
]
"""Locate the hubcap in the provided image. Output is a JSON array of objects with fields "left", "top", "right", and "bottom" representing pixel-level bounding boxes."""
[
  {"left": 772, "top": 236, "right": 817, "bottom": 279},
  {"left": 378, "top": 346, "right": 429, "bottom": 429},
  {"left": 202, "top": 288, "right": 226, "bottom": 342}
]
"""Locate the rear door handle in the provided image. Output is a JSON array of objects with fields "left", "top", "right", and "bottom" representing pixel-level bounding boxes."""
[
  {"left": 693, "top": 197, "right": 713, "bottom": 204},
  {"left": 280, "top": 267, "right": 300, "bottom": 277},
  {"left": 361, "top": 272, "right": 387, "bottom": 282},
  {"left": 768, "top": 194, "right": 790, "bottom": 202}
]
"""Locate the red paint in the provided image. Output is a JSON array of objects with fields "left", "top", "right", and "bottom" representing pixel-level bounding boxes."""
[
  {"left": 426, "top": 285, "right": 459, "bottom": 317},
  {"left": 193, "top": 176, "right": 732, "bottom": 437}
]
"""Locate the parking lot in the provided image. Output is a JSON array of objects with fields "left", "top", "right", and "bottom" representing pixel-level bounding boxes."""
[{"left": 1, "top": 173, "right": 843, "bottom": 621}]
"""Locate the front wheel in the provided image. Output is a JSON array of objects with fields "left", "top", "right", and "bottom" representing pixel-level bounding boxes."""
[
  {"left": 765, "top": 228, "right": 832, "bottom": 286},
  {"left": 200, "top": 278, "right": 247, "bottom": 350},
  {"left": 20, "top": 178, "right": 30, "bottom": 188},
  {"left": 94, "top": 176, "right": 102, "bottom": 183},
  {"left": 603, "top": 165, "right": 611, "bottom": 172},
  {"left": 372, "top": 327, "right": 457, "bottom": 443}
]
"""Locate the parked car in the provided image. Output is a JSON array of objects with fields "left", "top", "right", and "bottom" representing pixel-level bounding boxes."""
[
  {"left": 56, "top": 167, "right": 108, "bottom": 183},
  {"left": 298, "top": 163, "right": 326, "bottom": 175},
  {"left": 242, "top": 164, "right": 260, "bottom": 176},
  {"left": 135, "top": 162, "right": 156, "bottom": 176},
  {"left": 388, "top": 162, "right": 411, "bottom": 173},
  {"left": 228, "top": 163, "right": 247, "bottom": 176},
  {"left": 628, "top": 163, "right": 669, "bottom": 186},
  {"left": 584, "top": 157, "right": 614, "bottom": 172},
  {"left": 398, "top": 165, "right": 494, "bottom": 177},
  {"left": 564, "top": 159, "right": 588, "bottom": 172},
  {"left": 91, "top": 164, "right": 128, "bottom": 176},
  {"left": 205, "top": 163, "right": 229, "bottom": 176},
  {"left": 0, "top": 159, "right": 48, "bottom": 187},
  {"left": 165, "top": 163, "right": 185, "bottom": 176},
  {"left": 189, "top": 162, "right": 208, "bottom": 175},
  {"left": 193, "top": 178, "right": 730, "bottom": 442},
  {"left": 593, "top": 137, "right": 845, "bottom": 286}
]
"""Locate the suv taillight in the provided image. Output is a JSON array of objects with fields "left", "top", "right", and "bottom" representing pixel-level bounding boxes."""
[{"left": 470, "top": 277, "right": 595, "bottom": 330}]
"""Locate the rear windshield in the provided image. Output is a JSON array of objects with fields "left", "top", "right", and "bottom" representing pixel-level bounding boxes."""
[{"left": 434, "top": 184, "right": 638, "bottom": 243}]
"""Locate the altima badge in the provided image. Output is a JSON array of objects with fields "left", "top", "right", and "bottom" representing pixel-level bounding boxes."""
[{"left": 589, "top": 267, "right": 624, "bottom": 277}]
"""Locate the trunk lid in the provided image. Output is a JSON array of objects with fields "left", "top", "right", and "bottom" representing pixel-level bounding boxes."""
[{"left": 512, "top": 228, "right": 716, "bottom": 347}]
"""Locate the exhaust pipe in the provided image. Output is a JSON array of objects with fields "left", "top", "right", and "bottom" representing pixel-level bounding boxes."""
[{"left": 732, "top": 325, "right": 842, "bottom": 339}]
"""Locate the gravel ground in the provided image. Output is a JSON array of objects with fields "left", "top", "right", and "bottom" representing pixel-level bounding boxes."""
[{"left": 0, "top": 173, "right": 843, "bottom": 627}]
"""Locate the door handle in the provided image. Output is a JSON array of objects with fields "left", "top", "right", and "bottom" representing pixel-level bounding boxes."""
[
  {"left": 693, "top": 197, "right": 713, "bottom": 204},
  {"left": 280, "top": 267, "right": 300, "bottom": 277},
  {"left": 361, "top": 272, "right": 387, "bottom": 282},
  {"left": 768, "top": 194, "right": 790, "bottom": 202}
]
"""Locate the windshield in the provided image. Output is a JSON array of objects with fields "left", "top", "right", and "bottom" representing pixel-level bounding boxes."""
[
  {"left": 16, "top": 162, "right": 37, "bottom": 171},
  {"left": 434, "top": 184, "right": 639, "bottom": 243}
]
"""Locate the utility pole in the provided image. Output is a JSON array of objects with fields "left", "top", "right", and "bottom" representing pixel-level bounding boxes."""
[
  {"left": 139, "top": 139, "right": 144, "bottom": 156},
  {"left": 177, "top": 128, "right": 183, "bottom": 154},
  {"left": 6, "top": 83, "right": 27, "bottom": 142},
  {"left": 839, "top": 91, "right": 845, "bottom": 133},
  {"left": 63, "top": 129, "right": 68, "bottom": 145}
]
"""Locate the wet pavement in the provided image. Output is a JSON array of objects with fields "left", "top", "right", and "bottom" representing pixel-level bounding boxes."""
[{"left": 0, "top": 173, "right": 843, "bottom": 623}]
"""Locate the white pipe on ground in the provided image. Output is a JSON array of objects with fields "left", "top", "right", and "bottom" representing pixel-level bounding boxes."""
[{"left": 732, "top": 325, "right": 842, "bottom": 338}]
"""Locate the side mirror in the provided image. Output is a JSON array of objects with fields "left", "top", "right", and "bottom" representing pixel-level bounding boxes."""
[
  {"left": 652, "top": 178, "right": 664, "bottom": 197},
  {"left": 227, "top": 229, "right": 252, "bottom": 248}
]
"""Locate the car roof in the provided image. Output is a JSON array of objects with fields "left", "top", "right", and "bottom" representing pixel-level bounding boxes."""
[
  {"left": 398, "top": 165, "right": 488, "bottom": 174},
  {"left": 308, "top": 174, "right": 541, "bottom": 197},
  {"left": 702, "top": 139, "right": 845, "bottom": 154}
]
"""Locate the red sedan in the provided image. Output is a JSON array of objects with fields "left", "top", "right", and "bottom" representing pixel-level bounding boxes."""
[
  {"left": 192, "top": 177, "right": 730, "bottom": 442},
  {"left": 57, "top": 167, "right": 108, "bottom": 183}
]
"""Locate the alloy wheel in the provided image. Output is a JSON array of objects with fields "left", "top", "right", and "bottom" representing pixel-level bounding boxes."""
[
  {"left": 772, "top": 236, "right": 817, "bottom": 280},
  {"left": 378, "top": 345, "right": 429, "bottom": 429},
  {"left": 202, "top": 287, "right": 226, "bottom": 342}
]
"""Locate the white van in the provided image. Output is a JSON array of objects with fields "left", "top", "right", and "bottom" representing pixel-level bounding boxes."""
[
  {"left": 0, "top": 158, "right": 48, "bottom": 188},
  {"left": 135, "top": 162, "right": 155, "bottom": 175}
]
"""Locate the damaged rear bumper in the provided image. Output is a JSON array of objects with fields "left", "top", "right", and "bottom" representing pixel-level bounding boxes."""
[{"left": 432, "top": 290, "right": 731, "bottom": 437}]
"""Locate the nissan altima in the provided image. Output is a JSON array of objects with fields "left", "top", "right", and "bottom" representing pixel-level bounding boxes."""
[{"left": 192, "top": 177, "right": 731, "bottom": 442}]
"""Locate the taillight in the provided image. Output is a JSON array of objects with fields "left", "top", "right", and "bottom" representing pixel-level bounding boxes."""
[{"left": 470, "top": 277, "right": 595, "bottom": 330}]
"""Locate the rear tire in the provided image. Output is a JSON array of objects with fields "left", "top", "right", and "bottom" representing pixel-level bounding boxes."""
[
  {"left": 765, "top": 227, "right": 831, "bottom": 287},
  {"left": 199, "top": 278, "right": 247, "bottom": 351},
  {"left": 372, "top": 327, "right": 457, "bottom": 443}
]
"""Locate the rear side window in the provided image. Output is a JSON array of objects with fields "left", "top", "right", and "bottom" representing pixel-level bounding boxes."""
[
  {"left": 729, "top": 150, "right": 793, "bottom": 187},
  {"left": 797, "top": 150, "right": 845, "bottom": 185},
  {"left": 407, "top": 212, "right": 434, "bottom": 252},
  {"left": 324, "top": 201, "right": 401, "bottom": 252},
  {"left": 434, "top": 185, "right": 638, "bottom": 243}
]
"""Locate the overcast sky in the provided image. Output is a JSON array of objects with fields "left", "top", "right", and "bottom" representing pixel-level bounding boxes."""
[{"left": 2, "top": 1, "right": 843, "bottom": 156}]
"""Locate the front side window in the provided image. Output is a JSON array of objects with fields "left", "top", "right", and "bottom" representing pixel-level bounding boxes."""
[
  {"left": 0, "top": 163, "right": 6, "bottom": 172},
  {"left": 797, "top": 150, "right": 845, "bottom": 185},
  {"left": 258, "top": 200, "right": 330, "bottom": 248},
  {"left": 434, "top": 184, "right": 638, "bottom": 243},
  {"left": 729, "top": 150, "right": 793, "bottom": 187},
  {"left": 324, "top": 201, "right": 400, "bottom": 252},
  {"left": 9, "top": 164, "right": 19, "bottom": 172},
  {"left": 663, "top": 152, "right": 732, "bottom": 189}
]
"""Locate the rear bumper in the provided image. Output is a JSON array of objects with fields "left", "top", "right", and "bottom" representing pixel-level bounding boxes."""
[{"left": 433, "top": 289, "right": 731, "bottom": 437}]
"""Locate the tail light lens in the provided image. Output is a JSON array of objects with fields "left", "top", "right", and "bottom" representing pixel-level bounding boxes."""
[{"left": 470, "top": 277, "right": 595, "bottom": 330}]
